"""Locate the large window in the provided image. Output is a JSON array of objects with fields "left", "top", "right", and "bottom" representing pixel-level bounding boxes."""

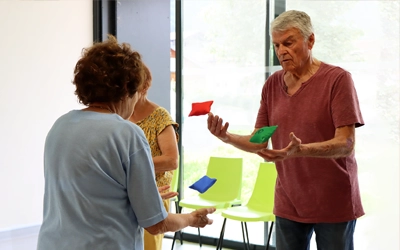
[
  {"left": 175, "top": 0, "right": 272, "bottom": 247},
  {"left": 285, "top": 1, "right": 399, "bottom": 249},
  {"left": 172, "top": 0, "right": 399, "bottom": 249}
]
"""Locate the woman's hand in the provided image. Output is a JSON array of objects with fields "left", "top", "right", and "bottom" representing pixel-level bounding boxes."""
[
  {"left": 189, "top": 208, "right": 216, "bottom": 228},
  {"left": 158, "top": 185, "right": 178, "bottom": 200}
]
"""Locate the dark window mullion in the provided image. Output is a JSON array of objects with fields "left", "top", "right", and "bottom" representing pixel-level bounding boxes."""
[
  {"left": 175, "top": 0, "right": 184, "bottom": 203},
  {"left": 92, "top": 0, "right": 116, "bottom": 43},
  {"left": 93, "top": 0, "right": 102, "bottom": 42}
]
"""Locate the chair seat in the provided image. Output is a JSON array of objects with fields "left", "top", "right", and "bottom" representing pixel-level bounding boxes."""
[
  {"left": 222, "top": 206, "right": 275, "bottom": 222},
  {"left": 179, "top": 196, "right": 235, "bottom": 209}
]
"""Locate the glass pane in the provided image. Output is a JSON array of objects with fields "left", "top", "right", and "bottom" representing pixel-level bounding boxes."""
[
  {"left": 180, "top": 0, "right": 269, "bottom": 246},
  {"left": 284, "top": 1, "right": 399, "bottom": 249},
  {"left": 173, "top": 0, "right": 399, "bottom": 249},
  {"left": 170, "top": 0, "right": 176, "bottom": 120}
]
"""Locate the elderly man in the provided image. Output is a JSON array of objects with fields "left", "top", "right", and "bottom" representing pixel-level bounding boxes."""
[{"left": 207, "top": 10, "right": 364, "bottom": 250}]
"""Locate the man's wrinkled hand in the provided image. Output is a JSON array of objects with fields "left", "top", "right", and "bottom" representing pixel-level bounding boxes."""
[
  {"left": 207, "top": 112, "right": 229, "bottom": 142},
  {"left": 257, "top": 132, "right": 301, "bottom": 162}
]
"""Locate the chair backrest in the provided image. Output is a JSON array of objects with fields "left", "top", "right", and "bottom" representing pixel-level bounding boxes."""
[
  {"left": 200, "top": 156, "right": 243, "bottom": 202},
  {"left": 171, "top": 165, "right": 179, "bottom": 193},
  {"left": 247, "top": 162, "right": 277, "bottom": 212}
]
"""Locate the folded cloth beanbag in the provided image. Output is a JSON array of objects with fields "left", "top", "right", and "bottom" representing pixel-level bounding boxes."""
[
  {"left": 189, "top": 175, "right": 217, "bottom": 193},
  {"left": 249, "top": 125, "right": 278, "bottom": 144},
  {"left": 188, "top": 100, "right": 214, "bottom": 116}
]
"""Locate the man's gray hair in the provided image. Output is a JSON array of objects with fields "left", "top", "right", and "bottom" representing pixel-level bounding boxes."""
[{"left": 271, "top": 10, "right": 314, "bottom": 39}]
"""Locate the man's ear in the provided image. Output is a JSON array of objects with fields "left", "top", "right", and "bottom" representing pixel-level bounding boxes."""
[{"left": 308, "top": 33, "right": 315, "bottom": 49}]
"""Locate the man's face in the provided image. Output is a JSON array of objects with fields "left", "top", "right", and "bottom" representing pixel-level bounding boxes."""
[{"left": 272, "top": 27, "right": 314, "bottom": 73}]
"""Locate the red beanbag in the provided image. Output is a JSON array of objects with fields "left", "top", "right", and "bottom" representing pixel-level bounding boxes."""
[{"left": 188, "top": 100, "right": 214, "bottom": 116}]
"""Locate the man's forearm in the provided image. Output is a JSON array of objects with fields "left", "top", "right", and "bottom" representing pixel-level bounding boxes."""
[
  {"left": 225, "top": 132, "right": 268, "bottom": 153},
  {"left": 296, "top": 137, "right": 354, "bottom": 159}
]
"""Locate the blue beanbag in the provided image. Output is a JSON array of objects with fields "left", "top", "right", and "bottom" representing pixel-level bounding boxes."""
[{"left": 189, "top": 175, "right": 217, "bottom": 193}]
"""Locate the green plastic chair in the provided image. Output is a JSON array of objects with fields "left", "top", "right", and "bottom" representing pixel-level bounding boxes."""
[
  {"left": 170, "top": 166, "right": 183, "bottom": 249},
  {"left": 216, "top": 162, "right": 277, "bottom": 250},
  {"left": 170, "top": 164, "right": 180, "bottom": 206},
  {"left": 178, "top": 156, "right": 243, "bottom": 247}
]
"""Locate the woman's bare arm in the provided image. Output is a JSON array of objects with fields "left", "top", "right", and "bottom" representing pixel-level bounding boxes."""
[{"left": 153, "top": 125, "right": 179, "bottom": 173}]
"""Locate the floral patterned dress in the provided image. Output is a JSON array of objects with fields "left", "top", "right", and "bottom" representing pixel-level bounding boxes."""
[
  {"left": 136, "top": 106, "right": 179, "bottom": 189},
  {"left": 137, "top": 106, "right": 179, "bottom": 250}
]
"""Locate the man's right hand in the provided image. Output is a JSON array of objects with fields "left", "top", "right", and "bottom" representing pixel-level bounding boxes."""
[{"left": 207, "top": 112, "right": 229, "bottom": 142}]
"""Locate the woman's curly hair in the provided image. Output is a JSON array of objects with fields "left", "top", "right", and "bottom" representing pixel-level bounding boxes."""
[
  {"left": 73, "top": 35, "right": 145, "bottom": 105},
  {"left": 138, "top": 64, "right": 152, "bottom": 94}
]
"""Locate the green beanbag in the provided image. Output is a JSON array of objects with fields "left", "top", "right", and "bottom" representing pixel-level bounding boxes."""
[{"left": 249, "top": 125, "right": 278, "bottom": 144}]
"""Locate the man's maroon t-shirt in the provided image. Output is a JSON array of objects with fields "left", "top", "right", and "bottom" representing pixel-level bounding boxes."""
[{"left": 255, "top": 62, "right": 364, "bottom": 223}]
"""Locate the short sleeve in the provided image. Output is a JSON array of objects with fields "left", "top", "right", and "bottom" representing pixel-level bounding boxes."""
[
  {"left": 331, "top": 71, "right": 364, "bottom": 128},
  {"left": 155, "top": 107, "right": 179, "bottom": 141},
  {"left": 125, "top": 129, "right": 168, "bottom": 228}
]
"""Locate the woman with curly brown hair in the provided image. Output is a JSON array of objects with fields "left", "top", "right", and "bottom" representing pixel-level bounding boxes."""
[{"left": 37, "top": 35, "right": 215, "bottom": 250}]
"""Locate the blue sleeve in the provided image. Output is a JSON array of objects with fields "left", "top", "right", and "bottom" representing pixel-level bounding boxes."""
[{"left": 125, "top": 131, "right": 168, "bottom": 228}]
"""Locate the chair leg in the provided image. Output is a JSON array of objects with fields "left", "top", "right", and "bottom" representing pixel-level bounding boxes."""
[
  {"left": 197, "top": 227, "right": 202, "bottom": 247},
  {"left": 171, "top": 228, "right": 184, "bottom": 250},
  {"left": 178, "top": 230, "right": 183, "bottom": 245},
  {"left": 171, "top": 232, "right": 176, "bottom": 250},
  {"left": 266, "top": 222, "right": 274, "bottom": 250},
  {"left": 244, "top": 222, "right": 250, "bottom": 247},
  {"left": 216, "top": 218, "right": 227, "bottom": 250},
  {"left": 174, "top": 202, "right": 183, "bottom": 245},
  {"left": 171, "top": 202, "right": 183, "bottom": 250},
  {"left": 240, "top": 222, "right": 250, "bottom": 250}
]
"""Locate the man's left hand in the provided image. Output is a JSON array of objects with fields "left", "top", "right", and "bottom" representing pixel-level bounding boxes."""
[{"left": 256, "top": 132, "right": 301, "bottom": 162}]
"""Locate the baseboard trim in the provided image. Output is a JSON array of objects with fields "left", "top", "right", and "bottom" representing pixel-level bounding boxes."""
[{"left": 0, "top": 224, "right": 41, "bottom": 242}]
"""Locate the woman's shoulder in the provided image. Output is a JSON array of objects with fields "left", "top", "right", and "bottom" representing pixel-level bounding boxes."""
[
  {"left": 154, "top": 106, "right": 170, "bottom": 114},
  {"left": 152, "top": 107, "right": 173, "bottom": 120},
  {"left": 152, "top": 107, "right": 178, "bottom": 127}
]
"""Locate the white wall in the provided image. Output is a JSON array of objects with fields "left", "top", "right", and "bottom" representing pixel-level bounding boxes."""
[{"left": 0, "top": 0, "right": 92, "bottom": 230}]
